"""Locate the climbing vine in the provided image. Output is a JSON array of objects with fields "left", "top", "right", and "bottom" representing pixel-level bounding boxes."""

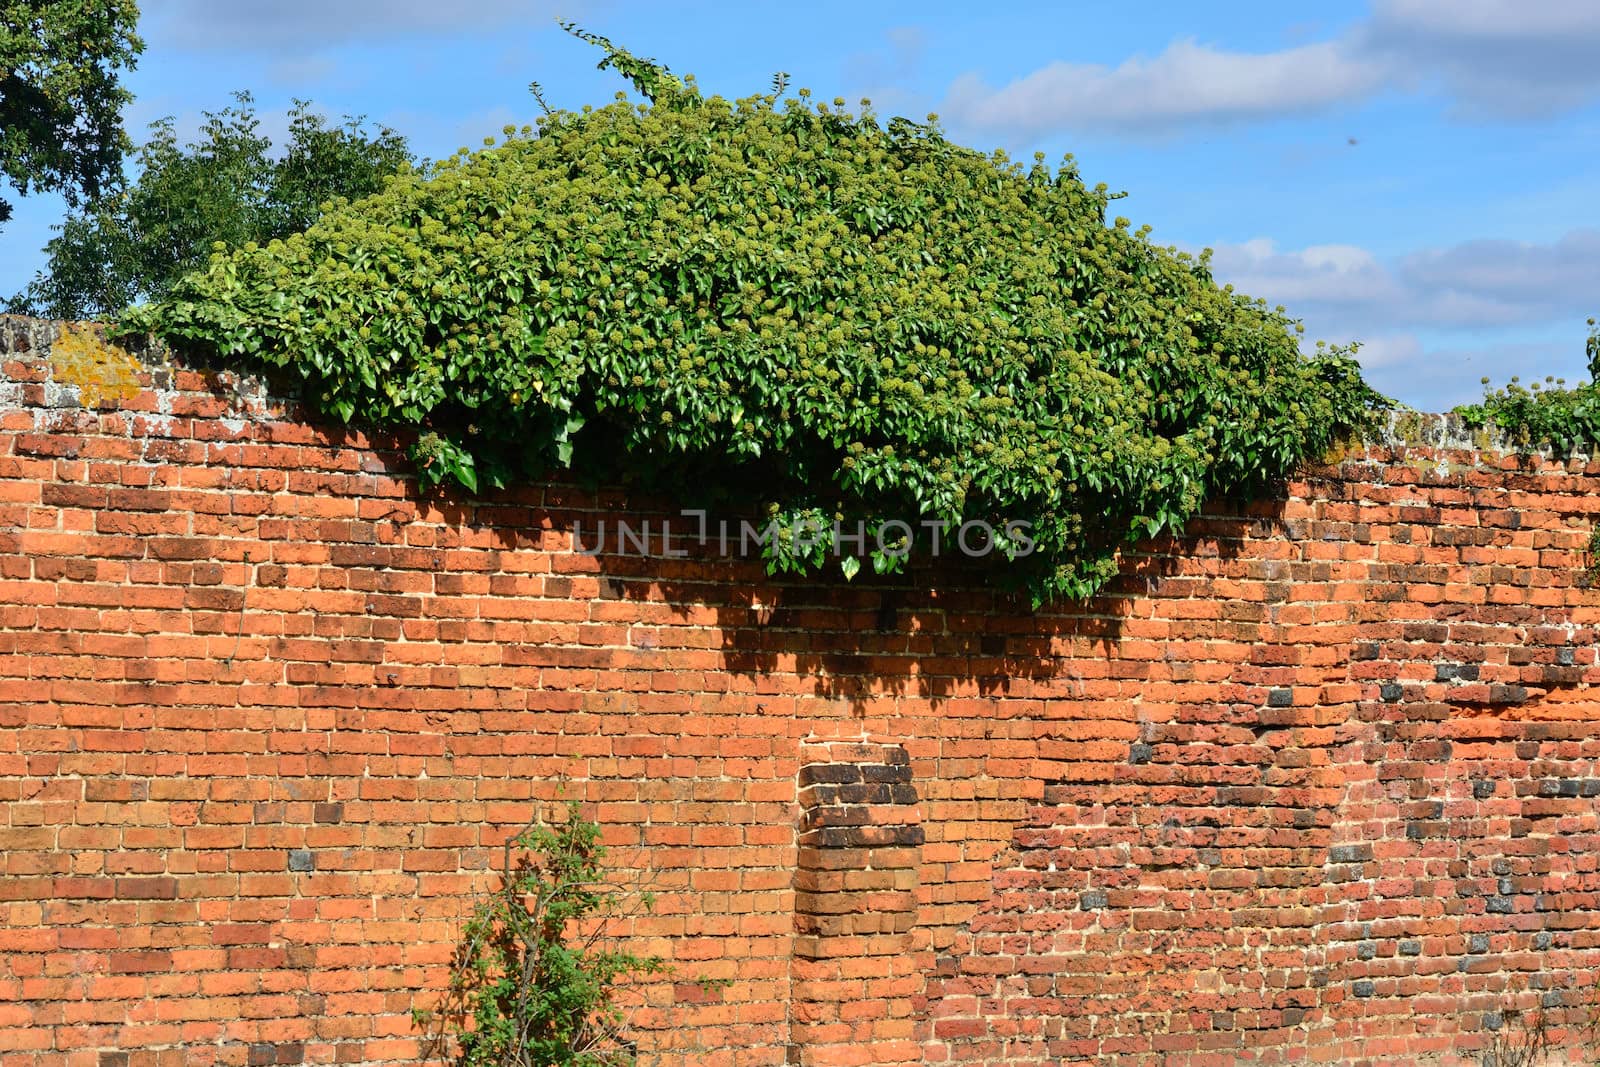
[
  {"left": 1455, "top": 320, "right": 1600, "bottom": 455},
  {"left": 120, "top": 27, "right": 1385, "bottom": 604}
]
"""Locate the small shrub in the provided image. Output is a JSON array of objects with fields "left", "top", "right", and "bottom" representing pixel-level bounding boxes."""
[{"left": 415, "top": 802, "right": 667, "bottom": 1066}]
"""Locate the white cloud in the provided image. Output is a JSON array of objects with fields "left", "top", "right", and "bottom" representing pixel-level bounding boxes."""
[
  {"left": 1205, "top": 228, "right": 1600, "bottom": 332},
  {"left": 944, "top": 40, "right": 1384, "bottom": 136},
  {"left": 1200, "top": 229, "right": 1600, "bottom": 409},
  {"left": 1364, "top": 0, "right": 1600, "bottom": 116},
  {"left": 1208, "top": 238, "right": 1393, "bottom": 309},
  {"left": 1340, "top": 332, "right": 1421, "bottom": 371},
  {"left": 1398, "top": 230, "right": 1600, "bottom": 316},
  {"left": 944, "top": 0, "right": 1600, "bottom": 136},
  {"left": 1369, "top": 0, "right": 1600, "bottom": 41}
]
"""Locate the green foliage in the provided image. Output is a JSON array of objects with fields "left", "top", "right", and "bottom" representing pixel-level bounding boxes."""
[
  {"left": 13, "top": 93, "right": 413, "bottom": 319},
  {"left": 414, "top": 430, "right": 480, "bottom": 493},
  {"left": 0, "top": 0, "right": 142, "bottom": 226},
  {"left": 415, "top": 802, "right": 666, "bottom": 1067},
  {"left": 1454, "top": 320, "right": 1600, "bottom": 455},
  {"left": 122, "top": 28, "right": 1384, "bottom": 604}
]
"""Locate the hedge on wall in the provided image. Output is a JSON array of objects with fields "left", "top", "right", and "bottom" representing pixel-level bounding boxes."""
[
  {"left": 120, "top": 27, "right": 1385, "bottom": 603},
  {"left": 1454, "top": 319, "right": 1600, "bottom": 455}
]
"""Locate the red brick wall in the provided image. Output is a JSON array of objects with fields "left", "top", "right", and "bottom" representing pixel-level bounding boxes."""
[{"left": 4, "top": 318, "right": 1600, "bottom": 1067}]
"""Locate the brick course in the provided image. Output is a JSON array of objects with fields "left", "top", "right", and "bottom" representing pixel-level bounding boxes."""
[{"left": 3, "top": 318, "right": 1600, "bottom": 1065}]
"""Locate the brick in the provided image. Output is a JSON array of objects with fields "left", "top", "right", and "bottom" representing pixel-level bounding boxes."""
[{"left": 3, "top": 326, "right": 1600, "bottom": 1067}]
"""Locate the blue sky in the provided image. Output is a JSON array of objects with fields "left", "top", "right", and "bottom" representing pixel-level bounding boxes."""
[{"left": 5, "top": 0, "right": 1599, "bottom": 410}]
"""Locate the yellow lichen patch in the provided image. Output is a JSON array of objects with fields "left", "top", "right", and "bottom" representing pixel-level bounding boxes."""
[{"left": 48, "top": 322, "right": 143, "bottom": 408}]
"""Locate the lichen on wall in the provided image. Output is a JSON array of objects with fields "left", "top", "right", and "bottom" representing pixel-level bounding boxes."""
[{"left": 45, "top": 321, "right": 143, "bottom": 408}]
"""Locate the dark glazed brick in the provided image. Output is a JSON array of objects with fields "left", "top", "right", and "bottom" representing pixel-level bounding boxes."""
[
  {"left": 1328, "top": 844, "right": 1373, "bottom": 864},
  {"left": 799, "top": 764, "right": 861, "bottom": 786},
  {"left": 833, "top": 783, "right": 899, "bottom": 805},
  {"left": 806, "top": 825, "right": 925, "bottom": 849}
]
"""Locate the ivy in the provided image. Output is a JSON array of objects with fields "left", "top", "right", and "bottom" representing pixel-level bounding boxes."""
[
  {"left": 1454, "top": 320, "right": 1600, "bottom": 455},
  {"left": 119, "top": 27, "right": 1385, "bottom": 604}
]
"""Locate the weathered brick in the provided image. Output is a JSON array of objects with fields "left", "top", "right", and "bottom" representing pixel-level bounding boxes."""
[{"left": 4, "top": 325, "right": 1600, "bottom": 1067}]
